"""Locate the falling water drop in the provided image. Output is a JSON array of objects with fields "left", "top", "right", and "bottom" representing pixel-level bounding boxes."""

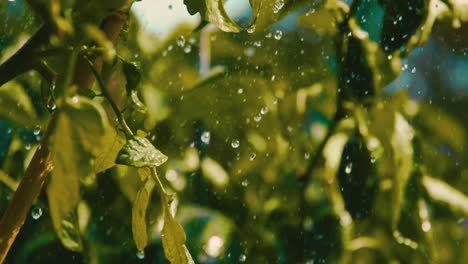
[
  {"left": 33, "top": 125, "right": 42, "bottom": 135},
  {"left": 249, "top": 152, "right": 256, "bottom": 161},
  {"left": 345, "top": 163, "right": 353, "bottom": 174},
  {"left": 273, "top": 0, "right": 284, "bottom": 13},
  {"left": 231, "top": 139, "right": 240, "bottom": 149},
  {"left": 177, "top": 36, "right": 186, "bottom": 47},
  {"left": 274, "top": 30, "right": 283, "bottom": 40},
  {"left": 31, "top": 206, "right": 43, "bottom": 220},
  {"left": 136, "top": 250, "right": 145, "bottom": 260},
  {"left": 201, "top": 131, "right": 211, "bottom": 144},
  {"left": 239, "top": 254, "right": 247, "bottom": 262},
  {"left": 260, "top": 107, "right": 269, "bottom": 115}
]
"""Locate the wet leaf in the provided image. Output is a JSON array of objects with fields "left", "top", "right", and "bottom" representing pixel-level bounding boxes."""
[{"left": 116, "top": 136, "right": 168, "bottom": 168}]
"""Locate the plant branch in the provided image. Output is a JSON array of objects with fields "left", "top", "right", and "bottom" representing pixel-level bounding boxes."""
[{"left": 83, "top": 56, "right": 134, "bottom": 137}]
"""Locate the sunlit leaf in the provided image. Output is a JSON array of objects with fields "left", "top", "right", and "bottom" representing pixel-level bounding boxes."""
[
  {"left": 161, "top": 195, "right": 195, "bottom": 264},
  {"left": 132, "top": 169, "right": 156, "bottom": 251}
]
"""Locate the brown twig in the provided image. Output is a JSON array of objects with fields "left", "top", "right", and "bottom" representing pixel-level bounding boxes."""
[{"left": 0, "top": 12, "right": 128, "bottom": 263}]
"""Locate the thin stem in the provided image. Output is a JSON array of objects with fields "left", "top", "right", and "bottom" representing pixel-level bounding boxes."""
[
  {"left": 151, "top": 167, "right": 168, "bottom": 197},
  {"left": 83, "top": 56, "right": 134, "bottom": 138}
]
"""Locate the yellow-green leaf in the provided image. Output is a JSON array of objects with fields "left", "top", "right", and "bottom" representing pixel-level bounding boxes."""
[
  {"left": 132, "top": 169, "right": 156, "bottom": 252},
  {"left": 423, "top": 175, "right": 468, "bottom": 214},
  {"left": 161, "top": 198, "right": 195, "bottom": 264},
  {"left": 0, "top": 81, "right": 37, "bottom": 126},
  {"left": 48, "top": 96, "right": 111, "bottom": 251}
]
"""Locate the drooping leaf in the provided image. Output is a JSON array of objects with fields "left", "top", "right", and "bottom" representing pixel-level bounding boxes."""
[
  {"left": 0, "top": 81, "right": 37, "bottom": 126},
  {"left": 132, "top": 168, "right": 156, "bottom": 252},
  {"left": 48, "top": 96, "right": 111, "bottom": 251},
  {"left": 116, "top": 136, "right": 168, "bottom": 168},
  {"left": 391, "top": 112, "right": 414, "bottom": 230},
  {"left": 161, "top": 194, "right": 195, "bottom": 264}
]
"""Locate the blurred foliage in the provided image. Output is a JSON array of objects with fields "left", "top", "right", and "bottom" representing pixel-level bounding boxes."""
[{"left": 0, "top": 0, "right": 467, "bottom": 263}]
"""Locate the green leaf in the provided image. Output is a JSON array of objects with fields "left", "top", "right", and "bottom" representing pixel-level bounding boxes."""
[
  {"left": 48, "top": 96, "right": 111, "bottom": 251},
  {"left": 0, "top": 81, "right": 37, "bottom": 126},
  {"left": 132, "top": 168, "right": 156, "bottom": 252},
  {"left": 116, "top": 136, "right": 168, "bottom": 168},
  {"left": 391, "top": 112, "right": 414, "bottom": 230},
  {"left": 94, "top": 130, "right": 126, "bottom": 173},
  {"left": 423, "top": 175, "right": 468, "bottom": 214},
  {"left": 122, "top": 60, "right": 141, "bottom": 95},
  {"left": 183, "top": 0, "right": 262, "bottom": 32},
  {"left": 161, "top": 195, "right": 195, "bottom": 264}
]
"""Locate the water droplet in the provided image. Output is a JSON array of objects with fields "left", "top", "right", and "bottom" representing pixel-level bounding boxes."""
[
  {"left": 304, "top": 152, "right": 310, "bottom": 160},
  {"left": 273, "top": 0, "right": 284, "bottom": 13},
  {"left": 239, "top": 254, "right": 247, "bottom": 262},
  {"left": 274, "top": 30, "right": 283, "bottom": 40},
  {"left": 237, "top": 88, "right": 244, "bottom": 94},
  {"left": 345, "top": 163, "right": 353, "bottom": 174},
  {"left": 71, "top": 96, "right": 79, "bottom": 103},
  {"left": 168, "top": 4, "right": 173, "bottom": 10},
  {"left": 31, "top": 206, "right": 42, "bottom": 220},
  {"left": 47, "top": 97, "right": 57, "bottom": 112},
  {"left": 25, "top": 143, "right": 31, "bottom": 150},
  {"left": 370, "top": 156, "right": 377, "bottom": 163},
  {"left": 201, "top": 131, "right": 211, "bottom": 144},
  {"left": 241, "top": 179, "right": 249, "bottom": 187},
  {"left": 265, "top": 32, "right": 272, "bottom": 38},
  {"left": 136, "top": 250, "right": 145, "bottom": 260},
  {"left": 254, "top": 40, "right": 262, "bottom": 47},
  {"left": 244, "top": 47, "right": 255, "bottom": 57},
  {"left": 184, "top": 45, "right": 192, "bottom": 53},
  {"left": 247, "top": 25, "right": 255, "bottom": 34},
  {"left": 387, "top": 54, "right": 393, "bottom": 60},
  {"left": 33, "top": 125, "right": 41, "bottom": 135},
  {"left": 411, "top": 67, "right": 416, "bottom": 73},
  {"left": 253, "top": 114, "right": 262, "bottom": 122},
  {"left": 177, "top": 36, "right": 185, "bottom": 47},
  {"left": 231, "top": 139, "right": 240, "bottom": 149},
  {"left": 260, "top": 107, "right": 269, "bottom": 115},
  {"left": 249, "top": 152, "right": 256, "bottom": 161}
]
